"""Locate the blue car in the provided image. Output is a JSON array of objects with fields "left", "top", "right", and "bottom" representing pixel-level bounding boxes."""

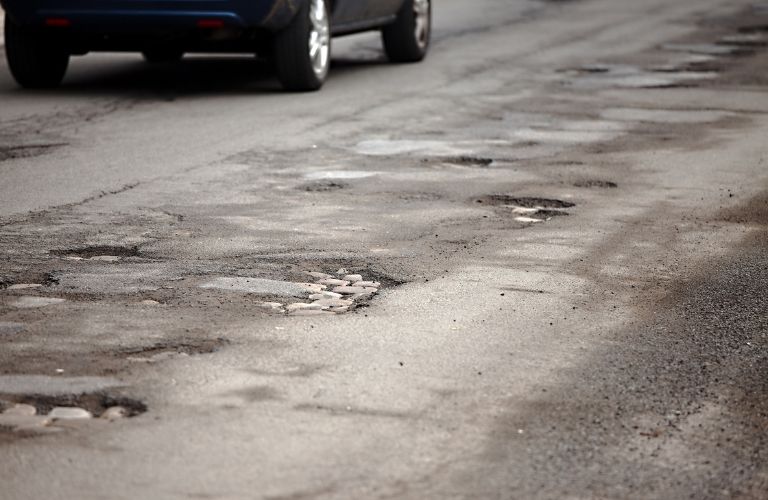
[{"left": 0, "top": 0, "right": 431, "bottom": 91}]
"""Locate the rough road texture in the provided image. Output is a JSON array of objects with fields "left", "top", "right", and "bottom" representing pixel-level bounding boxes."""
[{"left": 1, "top": 0, "right": 767, "bottom": 498}]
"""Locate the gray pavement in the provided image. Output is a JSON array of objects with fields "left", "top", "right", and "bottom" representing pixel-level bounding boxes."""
[{"left": 1, "top": 0, "right": 767, "bottom": 498}]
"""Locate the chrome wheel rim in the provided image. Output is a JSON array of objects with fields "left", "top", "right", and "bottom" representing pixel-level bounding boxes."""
[
  {"left": 309, "top": 0, "right": 331, "bottom": 79},
  {"left": 413, "top": 0, "right": 430, "bottom": 50}
]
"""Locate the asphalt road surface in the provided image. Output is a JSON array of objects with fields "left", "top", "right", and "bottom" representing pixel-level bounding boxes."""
[{"left": 1, "top": 0, "right": 767, "bottom": 498}]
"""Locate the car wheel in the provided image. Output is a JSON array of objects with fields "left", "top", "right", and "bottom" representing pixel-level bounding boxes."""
[
  {"left": 4, "top": 15, "right": 70, "bottom": 89},
  {"left": 142, "top": 47, "right": 185, "bottom": 63},
  {"left": 382, "top": 0, "right": 431, "bottom": 63},
  {"left": 273, "top": 0, "right": 331, "bottom": 91}
]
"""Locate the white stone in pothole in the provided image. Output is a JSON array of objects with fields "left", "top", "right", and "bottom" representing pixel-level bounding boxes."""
[
  {"left": 0, "top": 414, "right": 53, "bottom": 430},
  {"left": 11, "top": 296, "right": 66, "bottom": 309},
  {"left": 304, "top": 170, "right": 379, "bottom": 180},
  {"left": 309, "top": 291, "right": 343, "bottom": 300},
  {"left": 140, "top": 299, "right": 161, "bottom": 305},
  {"left": 0, "top": 375, "right": 123, "bottom": 396},
  {"left": 49, "top": 407, "right": 93, "bottom": 420},
  {"left": 89, "top": 255, "right": 121, "bottom": 262},
  {"left": 312, "top": 298, "right": 354, "bottom": 308},
  {"left": 515, "top": 216, "right": 546, "bottom": 223},
  {"left": 101, "top": 406, "right": 128, "bottom": 420},
  {"left": 297, "top": 283, "right": 328, "bottom": 294},
  {"left": 601, "top": 108, "right": 730, "bottom": 124},
  {"left": 0, "top": 322, "right": 25, "bottom": 336},
  {"left": 330, "top": 306, "right": 350, "bottom": 313},
  {"left": 3, "top": 403, "right": 37, "bottom": 416},
  {"left": 7, "top": 284, "right": 43, "bottom": 290},
  {"left": 286, "top": 303, "right": 324, "bottom": 312},
  {"left": 355, "top": 281, "right": 381, "bottom": 288},
  {"left": 318, "top": 279, "right": 350, "bottom": 287},
  {"left": 200, "top": 277, "right": 314, "bottom": 298},
  {"left": 342, "top": 274, "right": 363, "bottom": 283}
]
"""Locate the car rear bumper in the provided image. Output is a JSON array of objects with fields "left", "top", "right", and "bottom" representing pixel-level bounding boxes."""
[{"left": 0, "top": 0, "right": 300, "bottom": 31}]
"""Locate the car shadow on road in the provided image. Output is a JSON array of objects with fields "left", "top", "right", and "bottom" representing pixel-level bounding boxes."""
[{"left": 0, "top": 52, "right": 391, "bottom": 100}]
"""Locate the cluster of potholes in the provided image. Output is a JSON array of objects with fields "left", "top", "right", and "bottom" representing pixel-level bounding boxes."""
[
  {"left": 475, "top": 196, "right": 576, "bottom": 223},
  {"left": 200, "top": 269, "right": 382, "bottom": 316},
  {"left": 564, "top": 21, "right": 768, "bottom": 89},
  {"left": 0, "top": 391, "right": 146, "bottom": 438}
]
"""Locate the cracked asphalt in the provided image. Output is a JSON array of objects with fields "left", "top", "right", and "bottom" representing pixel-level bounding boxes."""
[{"left": 1, "top": 0, "right": 767, "bottom": 498}]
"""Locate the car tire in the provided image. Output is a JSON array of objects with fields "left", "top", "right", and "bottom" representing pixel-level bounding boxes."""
[
  {"left": 142, "top": 47, "right": 185, "bottom": 64},
  {"left": 382, "top": 0, "right": 431, "bottom": 63},
  {"left": 4, "top": 15, "right": 70, "bottom": 89},
  {"left": 273, "top": 0, "right": 331, "bottom": 91}
]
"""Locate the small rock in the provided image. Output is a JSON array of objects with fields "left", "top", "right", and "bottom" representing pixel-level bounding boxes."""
[
  {"left": 351, "top": 293, "right": 375, "bottom": 300},
  {"left": 296, "top": 283, "right": 327, "bottom": 293},
  {"left": 305, "top": 271, "right": 333, "bottom": 280},
  {"left": 7, "top": 284, "right": 43, "bottom": 290},
  {"left": 49, "top": 407, "right": 93, "bottom": 420},
  {"left": 342, "top": 274, "right": 364, "bottom": 283},
  {"left": 89, "top": 256, "right": 121, "bottom": 262},
  {"left": 336, "top": 268, "right": 348, "bottom": 275},
  {"left": 140, "top": 299, "right": 160, "bottom": 305},
  {"left": 329, "top": 306, "right": 349, "bottom": 313},
  {"left": 286, "top": 303, "right": 324, "bottom": 312},
  {"left": 0, "top": 414, "right": 52, "bottom": 430},
  {"left": 318, "top": 279, "right": 350, "bottom": 287},
  {"left": 63, "top": 256, "right": 84, "bottom": 261},
  {"left": 355, "top": 281, "right": 381, "bottom": 288},
  {"left": 3, "top": 403, "right": 37, "bottom": 416},
  {"left": 312, "top": 298, "right": 354, "bottom": 308},
  {"left": 101, "top": 406, "right": 128, "bottom": 420}
]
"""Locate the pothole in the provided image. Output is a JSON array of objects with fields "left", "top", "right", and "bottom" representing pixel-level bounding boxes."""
[
  {"left": 475, "top": 195, "right": 576, "bottom": 222},
  {"left": 0, "top": 143, "right": 68, "bottom": 163},
  {"left": 0, "top": 392, "right": 146, "bottom": 438},
  {"left": 566, "top": 63, "right": 717, "bottom": 89},
  {"left": 118, "top": 338, "right": 229, "bottom": 362},
  {"left": 0, "top": 272, "right": 59, "bottom": 289},
  {"left": 573, "top": 180, "right": 618, "bottom": 189},
  {"left": 425, "top": 156, "right": 495, "bottom": 167},
  {"left": 476, "top": 195, "right": 576, "bottom": 209},
  {"left": 298, "top": 180, "right": 349, "bottom": 192},
  {"left": 50, "top": 245, "right": 141, "bottom": 259},
  {"left": 0, "top": 393, "right": 146, "bottom": 418}
]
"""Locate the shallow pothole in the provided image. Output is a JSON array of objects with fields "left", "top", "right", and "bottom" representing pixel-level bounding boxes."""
[
  {"left": 117, "top": 338, "right": 229, "bottom": 362},
  {"left": 50, "top": 245, "right": 141, "bottom": 259},
  {"left": 475, "top": 195, "right": 576, "bottom": 222},
  {"left": 298, "top": 180, "right": 349, "bottom": 192},
  {"left": 574, "top": 179, "right": 618, "bottom": 189},
  {"left": 476, "top": 195, "right": 576, "bottom": 209}
]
